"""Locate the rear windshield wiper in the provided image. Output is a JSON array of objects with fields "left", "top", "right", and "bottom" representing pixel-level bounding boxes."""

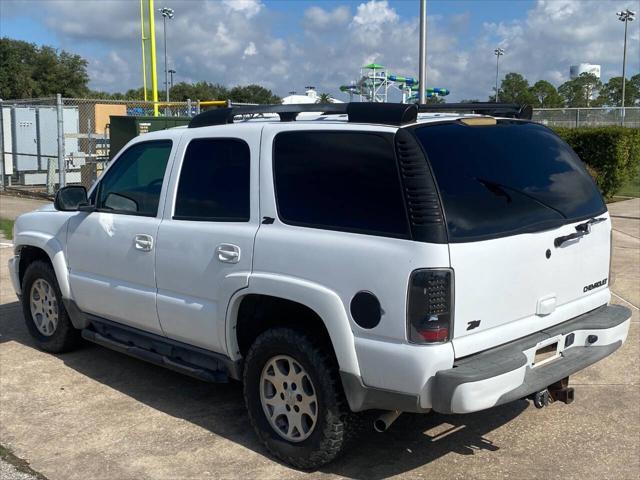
[
  {"left": 554, "top": 217, "right": 607, "bottom": 247},
  {"left": 474, "top": 177, "right": 567, "bottom": 219}
]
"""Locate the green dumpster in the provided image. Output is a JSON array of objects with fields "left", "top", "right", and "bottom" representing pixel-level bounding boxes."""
[{"left": 109, "top": 115, "right": 191, "bottom": 159}]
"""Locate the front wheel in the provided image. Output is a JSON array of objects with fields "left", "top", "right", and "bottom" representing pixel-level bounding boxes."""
[
  {"left": 21, "top": 260, "right": 81, "bottom": 353},
  {"left": 243, "top": 328, "right": 357, "bottom": 469}
]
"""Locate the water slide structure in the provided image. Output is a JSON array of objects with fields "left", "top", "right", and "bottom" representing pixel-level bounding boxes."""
[{"left": 339, "top": 63, "right": 450, "bottom": 103}]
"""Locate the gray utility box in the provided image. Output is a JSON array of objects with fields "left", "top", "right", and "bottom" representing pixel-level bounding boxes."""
[{"left": 1, "top": 105, "right": 80, "bottom": 184}]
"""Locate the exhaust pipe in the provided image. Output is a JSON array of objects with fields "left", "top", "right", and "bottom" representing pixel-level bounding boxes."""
[
  {"left": 374, "top": 410, "right": 402, "bottom": 432},
  {"left": 531, "top": 389, "right": 551, "bottom": 409}
]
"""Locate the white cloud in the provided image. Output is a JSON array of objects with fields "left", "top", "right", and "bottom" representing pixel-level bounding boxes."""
[
  {"left": 350, "top": 0, "right": 399, "bottom": 41},
  {"left": 243, "top": 42, "right": 257, "bottom": 59},
  {"left": 304, "top": 6, "right": 350, "bottom": 30},
  {"left": 351, "top": 0, "right": 399, "bottom": 27},
  {"left": 222, "top": 0, "right": 263, "bottom": 19},
  {"left": 1, "top": 0, "right": 637, "bottom": 103}
]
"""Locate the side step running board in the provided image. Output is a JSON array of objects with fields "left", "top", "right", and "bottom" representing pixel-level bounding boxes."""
[{"left": 81, "top": 321, "right": 234, "bottom": 383}]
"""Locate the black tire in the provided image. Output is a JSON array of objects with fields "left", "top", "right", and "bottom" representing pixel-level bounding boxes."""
[
  {"left": 243, "top": 328, "right": 357, "bottom": 469},
  {"left": 21, "top": 260, "right": 82, "bottom": 353}
]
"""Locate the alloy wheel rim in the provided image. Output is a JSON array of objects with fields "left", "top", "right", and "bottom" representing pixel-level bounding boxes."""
[
  {"left": 259, "top": 355, "right": 318, "bottom": 442},
  {"left": 29, "top": 278, "right": 58, "bottom": 337}
]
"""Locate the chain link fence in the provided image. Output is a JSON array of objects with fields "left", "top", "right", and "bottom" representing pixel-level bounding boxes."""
[
  {"left": 1, "top": 99, "right": 638, "bottom": 196},
  {"left": 0, "top": 95, "right": 200, "bottom": 195},
  {"left": 533, "top": 107, "right": 640, "bottom": 128}
]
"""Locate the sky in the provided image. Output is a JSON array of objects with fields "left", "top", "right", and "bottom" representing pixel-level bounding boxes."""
[{"left": 1, "top": 0, "right": 639, "bottom": 101}]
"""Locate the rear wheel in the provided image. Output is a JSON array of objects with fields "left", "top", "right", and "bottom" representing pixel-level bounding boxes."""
[
  {"left": 21, "top": 260, "right": 81, "bottom": 353},
  {"left": 243, "top": 328, "right": 356, "bottom": 469}
]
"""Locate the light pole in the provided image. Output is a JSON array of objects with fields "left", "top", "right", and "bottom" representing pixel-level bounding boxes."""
[
  {"left": 418, "top": 0, "right": 427, "bottom": 104},
  {"left": 617, "top": 8, "right": 635, "bottom": 125},
  {"left": 168, "top": 69, "right": 176, "bottom": 92},
  {"left": 158, "top": 6, "right": 174, "bottom": 105},
  {"left": 494, "top": 48, "right": 504, "bottom": 102}
]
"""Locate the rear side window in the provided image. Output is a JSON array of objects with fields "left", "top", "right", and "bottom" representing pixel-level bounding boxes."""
[
  {"left": 174, "top": 138, "right": 250, "bottom": 221},
  {"left": 413, "top": 121, "right": 606, "bottom": 241},
  {"left": 273, "top": 131, "right": 409, "bottom": 238}
]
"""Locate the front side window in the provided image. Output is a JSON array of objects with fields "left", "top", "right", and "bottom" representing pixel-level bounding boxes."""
[
  {"left": 97, "top": 140, "right": 173, "bottom": 216},
  {"left": 413, "top": 121, "right": 606, "bottom": 241},
  {"left": 273, "top": 131, "right": 409, "bottom": 238},
  {"left": 174, "top": 138, "right": 250, "bottom": 221}
]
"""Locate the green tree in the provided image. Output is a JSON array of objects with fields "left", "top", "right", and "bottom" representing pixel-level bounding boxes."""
[
  {"left": 87, "top": 87, "right": 149, "bottom": 100},
  {"left": 491, "top": 72, "right": 535, "bottom": 104},
  {"left": 529, "top": 80, "right": 564, "bottom": 108},
  {"left": 425, "top": 95, "right": 445, "bottom": 104},
  {"left": 0, "top": 38, "right": 89, "bottom": 98},
  {"left": 597, "top": 75, "right": 640, "bottom": 106},
  {"left": 631, "top": 74, "right": 640, "bottom": 104},
  {"left": 170, "top": 81, "right": 229, "bottom": 101},
  {"left": 229, "top": 84, "right": 280, "bottom": 104},
  {"left": 558, "top": 72, "right": 602, "bottom": 107},
  {"left": 316, "top": 93, "right": 333, "bottom": 103}
]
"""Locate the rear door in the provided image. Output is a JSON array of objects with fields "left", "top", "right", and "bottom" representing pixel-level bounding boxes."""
[
  {"left": 413, "top": 121, "right": 610, "bottom": 357},
  {"left": 154, "top": 126, "right": 260, "bottom": 354}
]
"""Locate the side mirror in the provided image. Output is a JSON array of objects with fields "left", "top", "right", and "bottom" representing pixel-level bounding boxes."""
[{"left": 54, "top": 186, "right": 90, "bottom": 212}]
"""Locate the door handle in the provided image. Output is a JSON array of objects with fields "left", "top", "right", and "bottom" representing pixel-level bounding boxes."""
[
  {"left": 216, "top": 244, "right": 240, "bottom": 264},
  {"left": 134, "top": 234, "right": 154, "bottom": 252}
]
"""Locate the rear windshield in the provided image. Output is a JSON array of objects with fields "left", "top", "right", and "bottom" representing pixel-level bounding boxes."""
[{"left": 413, "top": 121, "right": 606, "bottom": 242}]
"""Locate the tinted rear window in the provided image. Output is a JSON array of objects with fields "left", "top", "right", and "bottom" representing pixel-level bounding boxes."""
[
  {"left": 273, "top": 131, "right": 409, "bottom": 238},
  {"left": 413, "top": 121, "right": 605, "bottom": 241},
  {"left": 174, "top": 138, "right": 250, "bottom": 221}
]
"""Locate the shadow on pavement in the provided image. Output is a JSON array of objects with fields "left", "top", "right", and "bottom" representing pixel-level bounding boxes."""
[{"left": 0, "top": 301, "right": 527, "bottom": 478}]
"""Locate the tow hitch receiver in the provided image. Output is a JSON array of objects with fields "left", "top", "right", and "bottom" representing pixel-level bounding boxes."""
[
  {"left": 530, "top": 377, "right": 574, "bottom": 409},
  {"left": 548, "top": 377, "right": 575, "bottom": 405}
]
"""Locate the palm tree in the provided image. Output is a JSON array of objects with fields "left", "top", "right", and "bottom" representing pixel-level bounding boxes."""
[{"left": 316, "top": 93, "right": 333, "bottom": 103}]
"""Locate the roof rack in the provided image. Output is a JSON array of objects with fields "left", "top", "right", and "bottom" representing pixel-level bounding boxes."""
[
  {"left": 417, "top": 102, "right": 533, "bottom": 120},
  {"left": 187, "top": 102, "right": 531, "bottom": 128}
]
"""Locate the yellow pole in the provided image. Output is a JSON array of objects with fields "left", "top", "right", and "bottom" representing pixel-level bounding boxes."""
[
  {"left": 140, "top": 0, "right": 148, "bottom": 101},
  {"left": 148, "top": 0, "right": 159, "bottom": 116}
]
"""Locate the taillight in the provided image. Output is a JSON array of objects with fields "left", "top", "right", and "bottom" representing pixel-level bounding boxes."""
[
  {"left": 609, "top": 227, "right": 615, "bottom": 288},
  {"left": 407, "top": 269, "right": 453, "bottom": 343}
]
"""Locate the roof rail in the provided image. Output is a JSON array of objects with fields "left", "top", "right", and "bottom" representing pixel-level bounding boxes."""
[
  {"left": 187, "top": 102, "right": 531, "bottom": 128},
  {"left": 418, "top": 102, "right": 533, "bottom": 120},
  {"left": 188, "top": 104, "right": 347, "bottom": 128}
]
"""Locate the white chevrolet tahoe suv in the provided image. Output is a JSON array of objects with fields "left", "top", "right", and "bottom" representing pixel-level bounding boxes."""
[{"left": 9, "top": 103, "right": 631, "bottom": 468}]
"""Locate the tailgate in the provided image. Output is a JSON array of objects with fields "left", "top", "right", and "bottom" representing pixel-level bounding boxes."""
[
  {"left": 412, "top": 120, "right": 610, "bottom": 357},
  {"left": 450, "top": 215, "right": 611, "bottom": 357}
]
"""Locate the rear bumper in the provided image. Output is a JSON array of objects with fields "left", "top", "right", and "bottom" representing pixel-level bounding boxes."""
[
  {"left": 342, "top": 304, "right": 631, "bottom": 414},
  {"left": 431, "top": 304, "right": 631, "bottom": 414}
]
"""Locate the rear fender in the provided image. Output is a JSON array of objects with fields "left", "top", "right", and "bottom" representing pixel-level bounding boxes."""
[{"left": 226, "top": 273, "right": 361, "bottom": 377}]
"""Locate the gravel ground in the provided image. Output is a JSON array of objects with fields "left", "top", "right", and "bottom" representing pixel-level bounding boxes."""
[
  {"left": 0, "top": 446, "right": 46, "bottom": 480},
  {"left": 1, "top": 459, "right": 42, "bottom": 480}
]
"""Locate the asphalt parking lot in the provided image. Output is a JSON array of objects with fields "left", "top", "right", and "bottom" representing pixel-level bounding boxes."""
[{"left": 0, "top": 197, "right": 638, "bottom": 480}]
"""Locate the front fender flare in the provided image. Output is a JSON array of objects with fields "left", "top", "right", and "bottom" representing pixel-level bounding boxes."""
[
  {"left": 15, "top": 231, "right": 71, "bottom": 300},
  {"left": 225, "top": 273, "right": 361, "bottom": 378}
]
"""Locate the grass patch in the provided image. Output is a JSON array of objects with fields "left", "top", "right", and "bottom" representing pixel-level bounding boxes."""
[
  {"left": 616, "top": 169, "right": 640, "bottom": 197},
  {"left": 0, "top": 218, "right": 14, "bottom": 240},
  {"left": 0, "top": 444, "right": 48, "bottom": 479}
]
